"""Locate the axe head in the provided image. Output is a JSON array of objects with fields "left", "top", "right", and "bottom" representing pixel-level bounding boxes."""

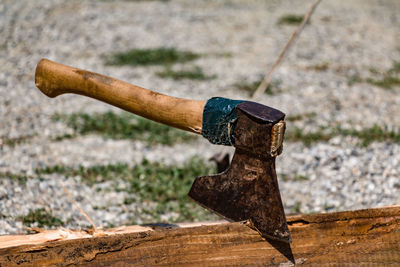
[{"left": 189, "top": 101, "right": 291, "bottom": 243}]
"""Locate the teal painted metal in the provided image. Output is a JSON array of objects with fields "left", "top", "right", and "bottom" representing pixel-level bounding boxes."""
[{"left": 201, "top": 97, "right": 244, "bottom": 146}]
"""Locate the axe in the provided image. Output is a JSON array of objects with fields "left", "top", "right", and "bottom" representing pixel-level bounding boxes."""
[{"left": 35, "top": 59, "right": 291, "bottom": 243}]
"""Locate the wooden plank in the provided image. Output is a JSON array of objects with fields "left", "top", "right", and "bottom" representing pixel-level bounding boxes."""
[
  {"left": 0, "top": 221, "right": 226, "bottom": 249},
  {"left": 1, "top": 206, "right": 400, "bottom": 266}
]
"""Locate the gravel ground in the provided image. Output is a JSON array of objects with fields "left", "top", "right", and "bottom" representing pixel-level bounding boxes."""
[{"left": 1, "top": 0, "right": 400, "bottom": 234}]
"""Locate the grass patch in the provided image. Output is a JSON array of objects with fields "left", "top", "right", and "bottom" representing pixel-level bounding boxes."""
[
  {"left": 306, "top": 62, "right": 329, "bottom": 72},
  {"left": 347, "top": 74, "right": 363, "bottom": 86},
  {"left": 52, "top": 112, "right": 196, "bottom": 146},
  {"left": 0, "top": 172, "right": 29, "bottom": 184},
  {"left": 291, "top": 202, "right": 301, "bottom": 214},
  {"left": 19, "top": 208, "right": 64, "bottom": 228},
  {"left": 234, "top": 78, "right": 281, "bottom": 96},
  {"left": 286, "top": 125, "right": 400, "bottom": 146},
  {"left": 156, "top": 66, "right": 216, "bottom": 81},
  {"left": 104, "top": 47, "right": 200, "bottom": 67},
  {"left": 368, "top": 67, "right": 380, "bottom": 75},
  {"left": 127, "top": 157, "right": 218, "bottom": 222},
  {"left": 280, "top": 173, "right": 308, "bottom": 182},
  {"left": 36, "top": 157, "right": 219, "bottom": 222},
  {"left": 339, "top": 125, "right": 400, "bottom": 146},
  {"left": 366, "top": 76, "right": 400, "bottom": 90},
  {"left": 1, "top": 135, "right": 35, "bottom": 147},
  {"left": 349, "top": 61, "right": 400, "bottom": 89},
  {"left": 286, "top": 127, "right": 332, "bottom": 146},
  {"left": 211, "top": 51, "right": 233, "bottom": 58},
  {"left": 391, "top": 62, "right": 400, "bottom": 73},
  {"left": 36, "top": 162, "right": 131, "bottom": 185},
  {"left": 292, "top": 174, "right": 308, "bottom": 181},
  {"left": 53, "top": 133, "right": 76, "bottom": 141},
  {"left": 367, "top": 61, "right": 400, "bottom": 89},
  {"left": 286, "top": 112, "right": 317, "bottom": 122},
  {"left": 277, "top": 14, "right": 307, "bottom": 25}
]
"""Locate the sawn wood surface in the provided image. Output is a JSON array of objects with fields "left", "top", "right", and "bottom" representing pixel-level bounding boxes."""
[{"left": 1, "top": 206, "right": 399, "bottom": 266}]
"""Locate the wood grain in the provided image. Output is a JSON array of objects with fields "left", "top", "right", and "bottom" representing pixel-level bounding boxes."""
[
  {"left": 35, "top": 59, "right": 206, "bottom": 134},
  {"left": 1, "top": 206, "right": 399, "bottom": 266}
]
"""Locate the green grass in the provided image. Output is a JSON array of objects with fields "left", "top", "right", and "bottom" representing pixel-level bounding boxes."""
[
  {"left": 280, "top": 173, "right": 308, "bottom": 182},
  {"left": 286, "top": 112, "right": 317, "bottom": 122},
  {"left": 366, "top": 75, "right": 400, "bottom": 89},
  {"left": 286, "top": 125, "right": 400, "bottom": 146},
  {"left": 291, "top": 202, "right": 301, "bottom": 214},
  {"left": 211, "top": 51, "right": 233, "bottom": 58},
  {"left": 349, "top": 61, "right": 400, "bottom": 89},
  {"left": 389, "top": 61, "right": 400, "bottom": 74},
  {"left": 52, "top": 112, "right": 197, "bottom": 146},
  {"left": 277, "top": 14, "right": 307, "bottom": 25},
  {"left": 286, "top": 127, "right": 332, "bottom": 146},
  {"left": 306, "top": 62, "right": 329, "bottom": 72},
  {"left": 156, "top": 66, "right": 216, "bottom": 81},
  {"left": 36, "top": 162, "right": 131, "bottom": 185},
  {"left": 368, "top": 67, "right": 380, "bottom": 75},
  {"left": 104, "top": 47, "right": 200, "bottom": 67},
  {"left": 0, "top": 172, "right": 29, "bottom": 184},
  {"left": 340, "top": 125, "right": 400, "bottom": 146},
  {"left": 36, "top": 157, "right": 219, "bottom": 222},
  {"left": 1, "top": 135, "right": 35, "bottom": 147},
  {"left": 19, "top": 208, "right": 64, "bottom": 228},
  {"left": 292, "top": 174, "right": 308, "bottom": 181},
  {"left": 347, "top": 74, "right": 363, "bottom": 86},
  {"left": 367, "top": 61, "right": 400, "bottom": 89},
  {"left": 233, "top": 78, "right": 281, "bottom": 96}
]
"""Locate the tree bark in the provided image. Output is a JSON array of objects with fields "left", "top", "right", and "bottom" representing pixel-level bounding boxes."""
[{"left": 1, "top": 206, "right": 399, "bottom": 266}]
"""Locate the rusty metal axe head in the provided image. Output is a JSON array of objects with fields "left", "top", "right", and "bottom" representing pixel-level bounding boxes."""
[
  {"left": 34, "top": 59, "right": 290, "bottom": 243},
  {"left": 189, "top": 99, "right": 290, "bottom": 243}
]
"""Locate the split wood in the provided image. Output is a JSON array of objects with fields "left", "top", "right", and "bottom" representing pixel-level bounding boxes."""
[{"left": 1, "top": 206, "right": 399, "bottom": 266}]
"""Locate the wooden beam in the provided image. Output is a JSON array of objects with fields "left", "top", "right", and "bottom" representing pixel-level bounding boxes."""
[{"left": 1, "top": 206, "right": 400, "bottom": 266}]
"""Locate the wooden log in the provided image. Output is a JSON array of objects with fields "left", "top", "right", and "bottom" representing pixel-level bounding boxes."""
[{"left": 1, "top": 206, "right": 400, "bottom": 266}]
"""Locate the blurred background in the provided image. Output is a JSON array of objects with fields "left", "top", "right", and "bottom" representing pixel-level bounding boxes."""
[{"left": 0, "top": 0, "right": 399, "bottom": 234}]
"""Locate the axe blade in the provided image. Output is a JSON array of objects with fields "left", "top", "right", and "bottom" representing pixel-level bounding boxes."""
[
  {"left": 189, "top": 101, "right": 291, "bottom": 243},
  {"left": 188, "top": 150, "right": 291, "bottom": 243}
]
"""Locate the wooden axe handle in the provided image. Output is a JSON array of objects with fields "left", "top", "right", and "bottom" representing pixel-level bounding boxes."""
[{"left": 35, "top": 59, "right": 205, "bottom": 134}]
